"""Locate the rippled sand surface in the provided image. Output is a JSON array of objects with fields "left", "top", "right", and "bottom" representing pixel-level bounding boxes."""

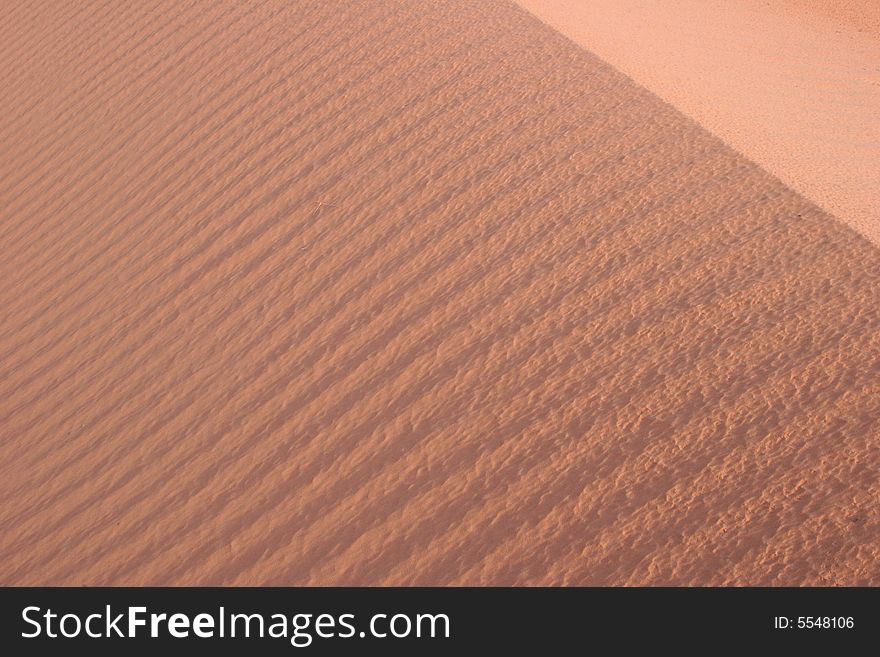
[{"left": 1, "top": 1, "right": 878, "bottom": 585}]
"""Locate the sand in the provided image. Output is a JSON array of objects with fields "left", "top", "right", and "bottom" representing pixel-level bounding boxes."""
[
  {"left": 0, "top": 1, "right": 877, "bottom": 586},
  {"left": 516, "top": 0, "right": 880, "bottom": 244}
]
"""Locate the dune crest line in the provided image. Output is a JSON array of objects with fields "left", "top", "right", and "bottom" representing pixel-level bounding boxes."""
[{"left": 515, "top": 0, "right": 880, "bottom": 244}]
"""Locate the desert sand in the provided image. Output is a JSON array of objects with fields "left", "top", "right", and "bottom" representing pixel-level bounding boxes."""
[
  {"left": 0, "top": 1, "right": 877, "bottom": 585},
  {"left": 516, "top": 0, "right": 880, "bottom": 244}
]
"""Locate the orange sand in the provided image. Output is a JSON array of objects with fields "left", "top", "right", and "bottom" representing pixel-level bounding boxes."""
[
  {"left": 0, "top": 1, "right": 878, "bottom": 585},
  {"left": 516, "top": 0, "right": 880, "bottom": 244}
]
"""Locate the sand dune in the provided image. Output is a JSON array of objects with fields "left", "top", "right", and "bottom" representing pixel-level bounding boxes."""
[
  {"left": 515, "top": 0, "right": 880, "bottom": 244},
  {"left": 0, "top": 1, "right": 878, "bottom": 585}
]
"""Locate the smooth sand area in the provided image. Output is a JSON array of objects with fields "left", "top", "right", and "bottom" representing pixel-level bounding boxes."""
[
  {"left": 516, "top": 0, "right": 880, "bottom": 243},
  {"left": 1, "top": 1, "right": 878, "bottom": 585}
]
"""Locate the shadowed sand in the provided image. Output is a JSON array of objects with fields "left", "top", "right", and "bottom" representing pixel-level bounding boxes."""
[{"left": 0, "top": 1, "right": 878, "bottom": 585}]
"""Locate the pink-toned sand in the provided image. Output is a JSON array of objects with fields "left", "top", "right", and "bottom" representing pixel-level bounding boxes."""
[
  {"left": 0, "top": 1, "right": 878, "bottom": 585},
  {"left": 516, "top": 0, "right": 880, "bottom": 243}
]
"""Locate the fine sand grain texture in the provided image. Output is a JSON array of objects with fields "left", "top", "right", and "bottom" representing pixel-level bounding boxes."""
[
  {"left": 781, "top": 0, "right": 880, "bottom": 38},
  {"left": 516, "top": 0, "right": 880, "bottom": 243},
  {"left": 0, "top": 1, "right": 878, "bottom": 585}
]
